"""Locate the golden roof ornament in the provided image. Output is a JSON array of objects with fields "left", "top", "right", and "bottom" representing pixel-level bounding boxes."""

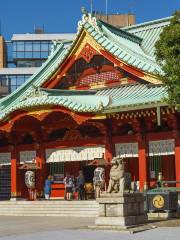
[{"left": 77, "top": 7, "right": 102, "bottom": 35}]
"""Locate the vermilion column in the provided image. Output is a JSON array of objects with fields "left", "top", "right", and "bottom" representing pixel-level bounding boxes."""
[
  {"left": 105, "top": 141, "right": 114, "bottom": 161},
  {"left": 134, "top": 119, "right": 148, "bottom": 191},
  {"left": 105, "top": 119, "right": 114, "bottom": 162},
  {"left": 36, "top": 144, "right": 46, "bottom": 197},
  {"left": 171, "top": 115, "right": 180, "bottom": 187},
  {"left": 11, "top": 148, "right": 20, "bottom": 200},
  {"left": 36, "top": 144, "right": 44, "bottom": 169},
  {"left": 173, "top": 130, "right": 180, "bottom": 187},
  {"left": 137, "top": 134, "right": 148, "bottom": 191}
]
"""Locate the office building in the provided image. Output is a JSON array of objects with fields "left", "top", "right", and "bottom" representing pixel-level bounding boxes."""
[{"left": 0, "top": 33, "right": 75, "bottom": 96}]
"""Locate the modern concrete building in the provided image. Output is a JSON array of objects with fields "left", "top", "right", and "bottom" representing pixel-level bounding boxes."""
[
  {"left": 0, "top": 33, "right": 75, "bottom": 96},
  {"left": 95, "top": 13, "right": 135, "bottom": 27}
]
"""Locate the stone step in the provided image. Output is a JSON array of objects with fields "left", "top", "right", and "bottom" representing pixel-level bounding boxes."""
[
  {"left": 0, "top": 212, "right": 98, "bottom": 216},
  {"left": 0, "top": 200, "right": 99, "bottom": 217},
  {"left": 0, "top": 201, "right": 97, "bottom": 206},
  {"left": 0, "top": 203, "right": 98, "bottom": 207},
  {"left": 0, "top": 213, "right": 96, "bottom": 217},
  {"left": 0, "top": 200, "right": 97, "bottom": 204},
  {"left": 0, "top": 206, "right": 98, "bottom": 209},
  {"left": 0, "top": 208, "right": 98, "bottom": 212},
  {"left": 0, "top": 209, "right": 97, "bottom": 213}
]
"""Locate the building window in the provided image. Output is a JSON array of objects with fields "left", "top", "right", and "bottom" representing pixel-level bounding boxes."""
[
  {"left": 35, "top": 60, "right": 44, "bottom": 67},
  {"left": 25, "top": 41, "right": 33, "bottom": 51},
  {"left": 12, "top": 40, "right": 52, "bottom": 61},
  {"left": 16, "top": 52, "right": 25, "bottom": 58},
  {"left": 149, "top": 156, "right": 162, "bottom": 179},
  {"left": 41, "top": 41, "right": 49, "bottom": 51},
  {"left": 25, "top": 52, "right": 33, "bottom": 58},
  {"left": 4, "top": 75, "right": 32, "bottom": 92},
  {"left": 0, "top": 77, "right": 8, "bottom": 86},
  {"left": 49, "top": 162, "right": 64, "bottom": 176},
  {"left": 16, "top": 41, "right": 25, "bottom": 51},
  {"left": 10, "top": 76, "right": 17, "bottom": 86},
  {"left": 33, "top": 51, "right": 41, "bottom": 58},
  {"left": 40, "top": 51, "right": 49, "bottom": 58},
  {"left": 33, "top": 41, "right": 41, "bottom": 51}
]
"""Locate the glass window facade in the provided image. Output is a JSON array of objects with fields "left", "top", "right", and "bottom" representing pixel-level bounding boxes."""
[
  {"left": 17, "top": 60, "right": 45, "bottom": 67},
  {"left": 0, "top": 74, "right": 31, "bottom": 93},
  {"left": 13, "top": 40, "right": 53, "bottom": 60}
]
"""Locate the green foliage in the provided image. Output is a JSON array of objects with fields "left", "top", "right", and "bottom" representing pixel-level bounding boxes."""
[{"left": 155, "top": 11, "right": 180, "bottom": 108}]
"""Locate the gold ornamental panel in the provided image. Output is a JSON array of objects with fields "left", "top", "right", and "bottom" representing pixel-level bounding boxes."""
[{"left": 152, "top": 195, "right": 165, "bottom": 209}]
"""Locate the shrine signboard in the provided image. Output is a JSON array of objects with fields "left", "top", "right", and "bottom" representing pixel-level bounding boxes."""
[
  {"left": 115, "top": 142, "right": 138, "bottom": 158},
  {"left": 0, "top": 153, "right": 11, "bottom": 165},
  {"left": 20, "top": 151, "right": 36, "bottom": 163},
  {"left": 149, "top": 139, "right": 175, "bottom": 156}
]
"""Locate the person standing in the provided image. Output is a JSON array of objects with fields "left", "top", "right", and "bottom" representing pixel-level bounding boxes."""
[
  {"left": 64, "top": 173, "right": 74, "bottom": 200},
  {"left": 76, "top": 170, "right": 85, "bottom": 200},
  {"left": 44, "top": 175, "right": 53, "bottom": 200}
]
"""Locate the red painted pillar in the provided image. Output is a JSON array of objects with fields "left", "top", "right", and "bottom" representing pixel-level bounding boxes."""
[
  {"left": 173, "top": 131, "right": 180, "bottom": 187},
  {"left": 11, "top": 148, "right": 20, "bottom": 199},
  {"left": 137, "top": 134, "right": 148, "bottom": 191},
  {"left": 104, "top": 118, "right": 114, "bottom": 189},
  {"left": 36, "top": 144, "right": 46, "bottom": 197},
  {"left": 105, "top": 118, "right": 114, "bottom": 162},
  {"left": 105, "top": 141, "right": 114, "bottom": 161},
  {"left": 134, "top": 119, "right": 148, "bottom": 191},
  {"left": 171, "top": 115, "right": 180, "bottom": 187}
]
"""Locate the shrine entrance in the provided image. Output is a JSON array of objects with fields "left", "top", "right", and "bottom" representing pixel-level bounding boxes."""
[
  {"left": 148, "top": 139, "right": 176, "bottom": 187},
  {"left": 0, "top": 165, "right": 11, "bottom": 200},
  {"left": 45, "top": 145, "right": 105, "bottom": 198},
  {"left": 0, "top": 153, "right": 11, "bottom": 200},
  {"left": 115, "top": 142, "right": 139, "bottom": 189}
]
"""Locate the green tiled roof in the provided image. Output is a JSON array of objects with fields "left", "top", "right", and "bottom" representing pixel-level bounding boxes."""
[
  {"left": 96, "top": 84, "right": 167, "bottom": 112},
  {"left": 0, "top": 85, "right": 168, "bottom": 121},
  {"left": 123, "top": 17, "right": 171, "bottom": 57},
  {"left": 0, "top": 88, "right": 110, "bottom": 120},
  {"left": 85, "top": 20, "right": 163, "bottom": 74},
  {"left": 0, "top": 14, "right": 170, "bottom": 121}
]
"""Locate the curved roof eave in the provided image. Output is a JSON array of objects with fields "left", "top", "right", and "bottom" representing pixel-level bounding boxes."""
[{"left": 0, "top": 94, "right": 110, "bottom": 121}]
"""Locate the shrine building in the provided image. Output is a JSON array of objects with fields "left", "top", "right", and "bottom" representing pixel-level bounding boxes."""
[{"left": 0, "top": 13, "right": 179, "bottom": 200}]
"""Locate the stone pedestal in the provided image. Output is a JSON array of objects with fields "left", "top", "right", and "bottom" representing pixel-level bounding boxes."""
[{"left": 95, "top": 192, "right": 147, "bottom": 227}]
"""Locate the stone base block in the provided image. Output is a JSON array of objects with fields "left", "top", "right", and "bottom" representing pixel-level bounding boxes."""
[
  {"left": 95, "top": 214, "right": 147, "bottom": 227},
  {"left": 148, "top": 212, "right": 178, "bottom": 220},
  {"left": 88, "top": 223, "right": 156, "bottom": 233},
  {"left": 95, "top": 192, "right": 148, "bottom": 227}
]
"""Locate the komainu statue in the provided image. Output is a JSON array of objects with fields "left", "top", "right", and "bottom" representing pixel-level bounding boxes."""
[{"left": 107, "top": 157, "right": 126, "bottom": 193}]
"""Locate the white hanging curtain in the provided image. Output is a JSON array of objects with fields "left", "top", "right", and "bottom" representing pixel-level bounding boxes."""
[{"left": 46, "top": 145, "right": 105, "bottom": 163}]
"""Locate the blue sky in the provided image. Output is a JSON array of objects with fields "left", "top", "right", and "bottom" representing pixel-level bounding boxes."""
[{"left": 0, "top": 0, "right": 179, "bottom": 39}]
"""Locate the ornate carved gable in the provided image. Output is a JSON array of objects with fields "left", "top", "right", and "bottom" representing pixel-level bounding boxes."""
[{"left": 43, "top": 28, "right": 158, "bottom": 90}]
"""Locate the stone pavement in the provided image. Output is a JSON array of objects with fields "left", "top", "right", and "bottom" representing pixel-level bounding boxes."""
[{"left": 0, "top": 216, "right": 180, "bottom": 240}]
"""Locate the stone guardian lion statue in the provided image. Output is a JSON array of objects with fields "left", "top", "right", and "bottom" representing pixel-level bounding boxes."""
[{"left": 107, "top": 157, "right": 125, "bottom": 193}]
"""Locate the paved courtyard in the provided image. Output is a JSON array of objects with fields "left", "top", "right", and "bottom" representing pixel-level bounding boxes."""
[{"left": 0, "top": 216, "right": 180, "bottom": 240}]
